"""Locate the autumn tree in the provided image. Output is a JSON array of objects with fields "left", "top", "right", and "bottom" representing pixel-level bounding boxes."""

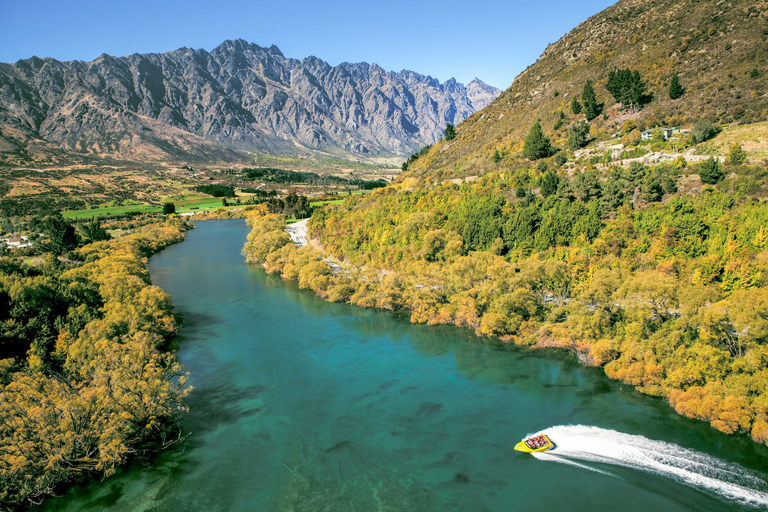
[{"left": 727, "top": 143, "right": 747, "bottom": 165}]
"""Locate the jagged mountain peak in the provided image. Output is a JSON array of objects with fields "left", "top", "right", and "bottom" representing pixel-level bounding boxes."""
[{"left": 0, "top": 38, "right": 500, "bottom": 164}]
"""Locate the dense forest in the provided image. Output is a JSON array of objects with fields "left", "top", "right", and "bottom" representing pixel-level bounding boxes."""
[
  {"left": 243, "top": 157, "right": 768, "bottom": 446},
  {"left": 0, "top": 219, "right": 192, "bottom": 508},
  {"left": 223, "top": 167, "right": 387, "bottom": 190}
]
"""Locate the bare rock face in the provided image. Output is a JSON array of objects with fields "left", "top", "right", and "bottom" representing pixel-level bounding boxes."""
[{"left": 0, "top": 40, "right": 500, "bottom": 163}]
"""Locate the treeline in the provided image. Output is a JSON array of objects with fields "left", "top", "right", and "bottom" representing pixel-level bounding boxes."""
[
  {"left": 243, "top": 162, "right": 768, "bottom": 446},
  {"left": 235, "top": 167, "right": 347, "bottom": 186},
  {"left": 195, "top": 184, "right": 236, "bottom": 197},
  {"left": 226, "top": 167, "right": 388, "bottom": 190},
  {"left": 0, "top": 219, "right": 192, "bottom": 508}
]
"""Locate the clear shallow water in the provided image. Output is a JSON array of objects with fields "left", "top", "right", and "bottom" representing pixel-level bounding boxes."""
[{"left": 41, "top": 220, "right": 768, "bottom": 511}]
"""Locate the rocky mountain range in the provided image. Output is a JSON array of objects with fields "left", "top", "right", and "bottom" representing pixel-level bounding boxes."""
[{"left": 0, "top": 39, "right": 499, "bottom": 165}]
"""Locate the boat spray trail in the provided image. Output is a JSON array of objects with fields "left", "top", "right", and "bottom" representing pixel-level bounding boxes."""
[{"left": 530, "top": 425, "right": 768, "bottom": 509}]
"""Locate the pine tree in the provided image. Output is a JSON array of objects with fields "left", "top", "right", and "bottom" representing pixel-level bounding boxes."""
[
  {"left": 668, "top": 74, "right": 684, "bottom": 100},
  {"left": 444, "top": 124, "right": 456, "bottom": 141},
  {"left": 581, "top": 80, "right": 602, "bottom": 121},
  {"left": 606, "top": 69, "right": 648, "bottom": 108},
  {"left": 523, "top": 121, "right": 552, "bottom": 160},
  {"left": 570, "top": 97, "right": 582, "bottom": 115},
  {"left": 568, "top": 121, "right": 590, "bottom": 150},
  {"left": 699, "top": 157, "right": 725, "bottom": 184},
  {"left": 540, "top": 171, "right": 560, "bottom": 197}
]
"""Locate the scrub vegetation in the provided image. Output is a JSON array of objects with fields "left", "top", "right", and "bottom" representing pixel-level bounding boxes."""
[
  {"left": 243, "top": 155, "right": 768, "bottom": 446},
  {"left": 0, "top": 219, "right": 192, "bottom": 508}
]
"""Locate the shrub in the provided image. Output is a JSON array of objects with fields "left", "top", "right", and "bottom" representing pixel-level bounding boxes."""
[
  {"left": 691, "top": 120, "right": 721, "bottom": 144},
  {"left": 727, "top": 143, "right": 747, "bottom": 165},
  {"left": 699, "top": 157, "right": 725, "bottom": 184}
]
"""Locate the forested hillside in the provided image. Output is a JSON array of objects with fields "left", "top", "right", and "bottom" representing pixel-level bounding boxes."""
[
  {"left": 0, "top": 219, "right": 191, "bottom": 508},
  {"left": 406, "top": 0, "right": 768, "bottom": 180},
  {"left": 243, "top": 152, "right": 768, "bottom": 445}
]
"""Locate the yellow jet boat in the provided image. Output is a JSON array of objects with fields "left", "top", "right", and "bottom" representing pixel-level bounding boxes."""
[{"left": 514, "top": 433, "right": 556, "bottom": 453}]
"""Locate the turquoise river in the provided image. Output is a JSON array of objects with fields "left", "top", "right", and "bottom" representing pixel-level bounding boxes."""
[{"left": 41, "top": 219, "right": 768, "bottom": 511}]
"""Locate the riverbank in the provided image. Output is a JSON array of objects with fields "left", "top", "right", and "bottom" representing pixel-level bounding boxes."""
[
  {"left": 242, "top": 207, "right": 768, "bottom": 448},
  {"left": 0, "top": 219, "right": 193, "bottom": 509},
  {"left": 40, "top": 218, "right": 768, "bottom": 511}
]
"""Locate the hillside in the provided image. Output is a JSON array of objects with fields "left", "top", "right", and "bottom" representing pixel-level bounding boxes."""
[
  {"left": 0, "top": 40, "right": 499, "bottom": 166},
  {"left": 406, "top": 0, "right": 768, "bottom": 179},
  {"left": 237, "top": 0, "right": 768, "bottom": 446}
]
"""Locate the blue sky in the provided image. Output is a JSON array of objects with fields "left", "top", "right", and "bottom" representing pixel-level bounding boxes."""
[{"left": 0, "top": 0, "right": 615, "bottom": 90}]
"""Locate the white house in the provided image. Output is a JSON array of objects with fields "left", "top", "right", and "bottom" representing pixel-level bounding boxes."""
[{"left": 641, "top": 127, "right": 674, "bottom": 141}]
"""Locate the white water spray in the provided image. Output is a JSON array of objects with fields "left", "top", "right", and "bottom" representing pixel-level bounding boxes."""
[{"left": 529, "top": 425, "right": 768, "bottom": 508}]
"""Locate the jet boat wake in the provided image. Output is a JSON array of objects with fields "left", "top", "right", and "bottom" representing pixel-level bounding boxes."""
[{"left": 529, "top": 425, "right": 768, "bottom": 508}]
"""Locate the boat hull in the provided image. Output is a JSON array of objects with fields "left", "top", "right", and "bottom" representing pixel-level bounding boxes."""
[{"left": 514, "top": 434, "right": 555, "bottom": 453}]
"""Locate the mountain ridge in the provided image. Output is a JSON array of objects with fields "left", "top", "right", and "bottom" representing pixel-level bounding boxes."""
[
  {"left": 405, "top": 0, "right": 768, "bottom": 180},
  {"left": 0, "top": 39, "right": 499, "bottom": 166}
]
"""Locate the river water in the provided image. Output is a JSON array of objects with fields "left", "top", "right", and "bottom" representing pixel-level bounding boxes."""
[{"left": 42, "top": 220, "right": 768, "bottom": 511}]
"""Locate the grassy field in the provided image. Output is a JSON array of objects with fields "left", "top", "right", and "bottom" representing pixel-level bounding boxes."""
[
  {"left": 62, "top": 203, "right": 161, "bottom": 219},
  {"left": 310, "top": 199, "right": 344, "bottom": 207},
  {"left": 62, "top": 194, "right": 247, "bottom": 219},
  {"left": 699, "top": 121, "right": 768, "bottom": 162}
]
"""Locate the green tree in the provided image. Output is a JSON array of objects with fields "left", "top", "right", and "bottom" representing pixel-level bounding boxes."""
[
  {"left": 44, "top": 217, "right": 78, "bottom": 255},
  {"left": 492, "top": 149, "right": 502, "bottom": 162},
  {"left": 668, "top": 73, "right": 685, "bottom": 99},
  {"left": 624, "top": 161, "right": 647, "bottom": 186},
  {"left": 540, "top": 171, "right": 560, "bottom": 198},
  {"left": 444, "top": 124, "right": 456, "bottom": 141},
  {"left": 581, "top": 80, "right": 602, "bottom": 121},
  {"left": 80, "top": 221, "right": 111, "bottom": 242},
  {"left": 568, "top": 121, "right": 591, "bottom": 150},
  {"left": 606, "top": 68, "right": 650, "bottom": 109},
  {"left": 573, "top": 169, "right": 601, "bottom": 201},
  {"left": 727, "top": 143, "right": 747, "bottom": 165},
  {"left": 571, "top": 97, "right": 582, "bottom": 115},
  {"left": 641, "top": 172, "right": 664, "bottom": 203},
  {"left": 523, "top": 121, "right": 551, "bottom": 160},
  {"left": 162, "top": 202, "right": 176, "bottom": 215},
  {"left": 691, "top": 120, "right": 720, "bottom": 144},
  {"left": 699, "top": 157, "right": 725, "bottom": 184}
]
